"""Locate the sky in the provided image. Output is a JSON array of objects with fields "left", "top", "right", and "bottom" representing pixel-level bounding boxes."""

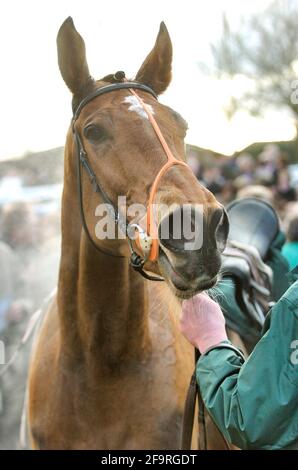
[{"left": 0, "top": 0, "right": 295, "bottom": 160}]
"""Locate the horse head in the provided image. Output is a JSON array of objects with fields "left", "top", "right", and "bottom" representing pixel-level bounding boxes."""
[{"left": 57, "top": 17, "right": 228, "bottom": 299}]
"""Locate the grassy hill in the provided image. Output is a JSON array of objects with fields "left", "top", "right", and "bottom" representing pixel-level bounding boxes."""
[{"left": 0, "top": 147, "right": 64, "bottom": 185}]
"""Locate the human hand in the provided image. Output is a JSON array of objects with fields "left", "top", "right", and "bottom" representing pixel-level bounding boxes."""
[{"left": 180, "top": 293, "right": 227, "bottom": 354}]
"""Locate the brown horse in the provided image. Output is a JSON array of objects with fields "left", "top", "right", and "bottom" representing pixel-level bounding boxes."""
[{"left": 28, "top": 17, "right": 229, "bottom": 450}]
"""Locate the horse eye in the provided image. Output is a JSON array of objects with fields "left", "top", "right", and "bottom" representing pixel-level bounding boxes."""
[{"left": 84, "top": 124, "right": 107, "bottom": 142}]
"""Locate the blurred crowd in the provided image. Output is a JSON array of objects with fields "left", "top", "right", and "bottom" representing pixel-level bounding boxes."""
[
  {"left": 188, "top": 144, "right": 297, "bottom": 205},
  {"left": 0, "top": 202, "right": 61, "bottom": 335},
  {"left": 188, "top": 144, "right": 298, "bottom": 269},
  {"left": 0, "top": 180, "right": 61, "bottom": 449}
]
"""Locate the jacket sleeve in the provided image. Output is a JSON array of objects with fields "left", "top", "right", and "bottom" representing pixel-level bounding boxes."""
[{"left": 197, "top": 280, "right": 298, "bottom": 450}]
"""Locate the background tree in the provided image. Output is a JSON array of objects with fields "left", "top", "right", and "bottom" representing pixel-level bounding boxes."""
[{"left": 209, "top": 0, "right": 298, "bottom": 141}]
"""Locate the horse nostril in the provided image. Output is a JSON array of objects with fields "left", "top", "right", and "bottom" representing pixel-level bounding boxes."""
[
  {"left": 158, "top": 209, "right": 184, "bottom": 252},
  {"left": 158, "top": 206, "right": 204, "bottom": 253},
  {"left": 214, "top": 208, "right": 229, "bottom": 252},
  {"left": 159, "top": 206, "right": 229, "bottom": 255}
]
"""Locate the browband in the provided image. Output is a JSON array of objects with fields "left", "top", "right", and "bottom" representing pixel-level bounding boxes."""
[{"left": 72, "top": 82, "right": 158, "bottom": 124}]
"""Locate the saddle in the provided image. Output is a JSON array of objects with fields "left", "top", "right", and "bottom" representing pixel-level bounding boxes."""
[
  {"left": 226, "top": 197, "right": 280, "bottom": 260},
  {"left": 221, "top": 198, "right": 280, "bottom": 331}
]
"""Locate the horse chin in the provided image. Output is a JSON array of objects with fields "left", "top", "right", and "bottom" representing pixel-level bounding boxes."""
[{"left": 158, "top": 249, "right": 218, "bottom": 299}]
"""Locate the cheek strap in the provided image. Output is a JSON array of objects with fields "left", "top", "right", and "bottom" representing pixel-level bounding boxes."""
[{"left": 126, "top": 85, "right": 189, "bottom": 261}]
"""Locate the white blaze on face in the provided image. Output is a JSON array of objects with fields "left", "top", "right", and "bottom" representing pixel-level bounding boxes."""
[{"left": 122, "top": 95, "right": 154, "bottom": 120}]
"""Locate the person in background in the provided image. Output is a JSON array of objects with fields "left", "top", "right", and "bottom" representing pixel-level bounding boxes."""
[
  {"left": 255, "top": 144, "right": 279, "bottom": 186},
  {"left": 282, "top": 216, "right": 298, "bottom": 269},
  {"left": 0, "top": 241, "right": 20, "bottom": 332},
  {"left": 0, "top": 203, "right": 38, "bottom": 256},
  {"left": 202, "top": 166, "right": 225, "bottom": 195},
  {"left": 234, "top": 153, "right": 256, "bottom": 189},
  {"left": 237, "top": 185, "right": 274, "bottom": 206}
]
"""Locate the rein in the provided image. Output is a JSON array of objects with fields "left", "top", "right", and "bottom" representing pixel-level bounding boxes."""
[
  {"left": 180, "top": 348, "right": 231, "bottom": 450},
  {"left": 180, "top": 348, "right": 207, "bottom": 450},
  {"left": 72, "top": 72, "right": 188, "bottom": 281}
]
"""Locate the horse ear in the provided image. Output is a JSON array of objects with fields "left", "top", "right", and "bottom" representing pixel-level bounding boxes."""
[
  {"left": 135, "top": 22, "right": 172, "bottom": 95},
  {"left": 57, "top": 17, "right": 93, "bottom": 96}
]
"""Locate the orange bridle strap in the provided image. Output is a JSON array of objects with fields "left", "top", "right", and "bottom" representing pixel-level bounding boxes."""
[{"left": 127, "top": 87, "right": 189, "bottom": 261}]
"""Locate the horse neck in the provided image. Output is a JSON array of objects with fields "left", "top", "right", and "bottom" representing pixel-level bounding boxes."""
[{"left": 57, "top": 135, "right": 150, "bottom": 374}]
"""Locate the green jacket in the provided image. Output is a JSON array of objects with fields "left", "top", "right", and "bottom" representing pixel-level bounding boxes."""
[
  {"left": 197, "top": 273, "right": 298, "bottom": 450},
  {"left": 282, "top": 241, "right": 298, "bottom": 270}
]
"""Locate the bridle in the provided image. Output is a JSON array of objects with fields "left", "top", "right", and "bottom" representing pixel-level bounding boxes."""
[
  {"left": 72, "top": 72, "right": 229, "bottom": 450},
  {"left": 72, "top": 71, "right": 189, "bottom": 281}
]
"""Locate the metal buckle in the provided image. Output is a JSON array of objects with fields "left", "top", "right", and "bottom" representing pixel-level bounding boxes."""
[{"left": 129, "top": 223, "right": 152, "bottom": 260}]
